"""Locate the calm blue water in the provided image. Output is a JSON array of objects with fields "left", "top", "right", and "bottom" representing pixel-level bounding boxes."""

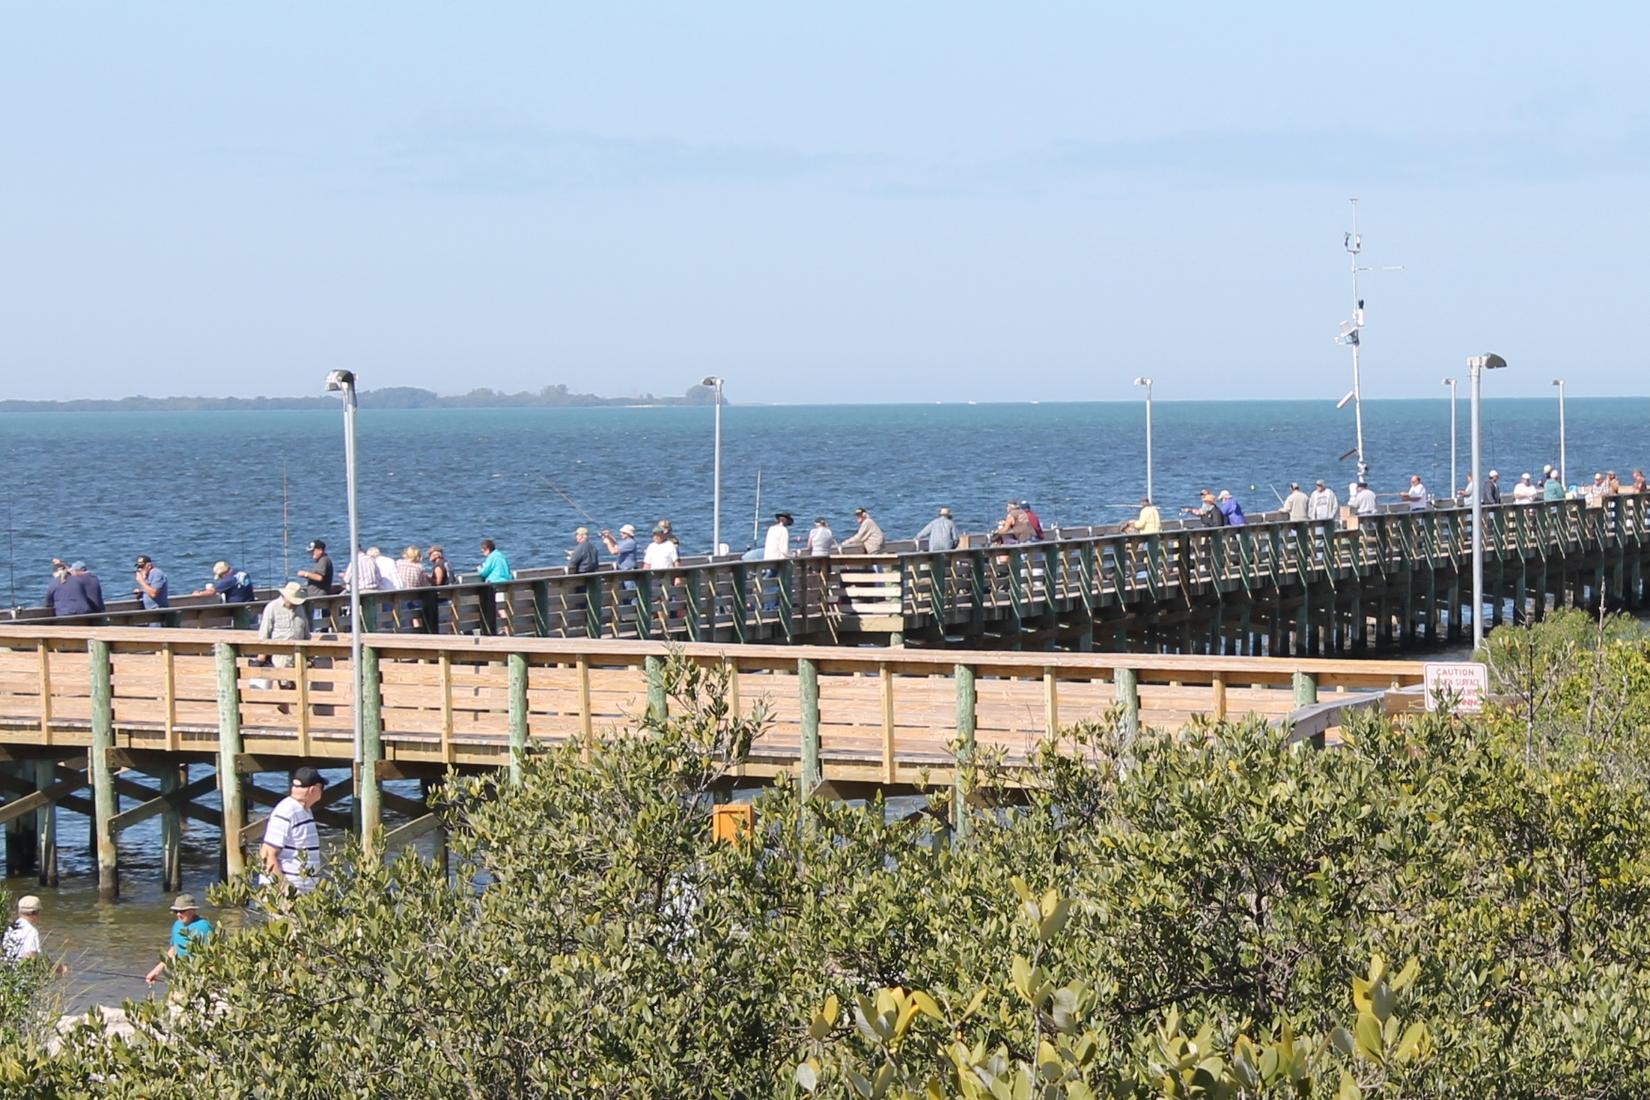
[{"left": 1, "top": 397, "right": 1642, "bottom": 605}]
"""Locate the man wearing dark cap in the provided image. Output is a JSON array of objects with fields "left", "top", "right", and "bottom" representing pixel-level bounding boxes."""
[
  {"left": 296, "top": 541, "right": 334, "bottom": 600},
  {"left": 260, "top": 767, "right": 326, "bottom": 894},
  {"left": 296, "top": 540, "right": 334, "bottom": 628},
  {"left": 763, "top": 512, "right": 794, "bottom": 560},
  {"left": 133, "top": 555, "right": 170, "bottom": 611}
]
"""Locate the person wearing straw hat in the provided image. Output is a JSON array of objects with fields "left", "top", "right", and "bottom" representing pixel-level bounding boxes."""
[
  {"left": 254, "top": 583, "right": 310, "bottom": 705},
  {"left": 144, "top": 894, "right": 212, "bottom": 985}
]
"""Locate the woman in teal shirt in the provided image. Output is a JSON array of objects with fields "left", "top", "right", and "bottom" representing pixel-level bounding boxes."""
[{"left": 144, "top": 894, "right": 212, "bottom": 985}]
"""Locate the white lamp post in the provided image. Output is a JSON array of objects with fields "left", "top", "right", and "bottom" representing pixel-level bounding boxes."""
[
  {"left": 1133, "top": 377, "right": 1154, "bottom": 503},
  {"left": 1552, "top": 378, "right": 1566, "bottom": 488},
  {"left": 323, "top": 369, "right": 367, "bottom": 831},
  {"left": 700, "top": 376, "right": 725, "bottom": 554},
  {"left": 1468, "top": 354, "right": 1508, "bottom": 650},
  {"left": 1442, "top": 377, "right": 1457, "bottom": 501}
]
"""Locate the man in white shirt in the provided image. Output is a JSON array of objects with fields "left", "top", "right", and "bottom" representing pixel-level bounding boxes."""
[
  {"left": 1308, "top": 480, "right": 1339, "bottom": 522},
  {"left": 763, "top": 513, "right": 794, "bottom": 559},
  {"left": 1513, "top": 473, "right": 1540, "bottom": 503},
  {"left": 261, "top": 767, "right": 326, "bottom": 895},
  {"left": 1406, "top": 475, "right": 1430, "bottom": 512},
  {"left": 2, "top": 895, "right": 43, "bottom": 960},
  {"left": 642, "top": 528, "right": 679, "bottom": 570},
  {"left": 1352, "top": 482, "right": 1379, "bottom": 516},
  {"left": 368, "top": 547, "right": 401, "bottom": 590}
]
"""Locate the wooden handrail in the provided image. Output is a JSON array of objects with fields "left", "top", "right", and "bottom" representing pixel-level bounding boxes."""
[
  {"left": 8, "top": 495, "right": 1646, "bottom": 647},
  {"left": 0, "top": 627, "right": 1429, "bottom": 784}
]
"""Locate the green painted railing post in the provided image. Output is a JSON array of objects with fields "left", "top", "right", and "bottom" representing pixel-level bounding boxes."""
[
  {"left": 954, "top": 663, "right": 976, "bottom": 839},
  {"left": 1293, "top": 670, "right": 1318, "bottom": 707},
  {"left": 88, "top": 638, "right": 117, "bottom": 899},
  {"left": 215, "top": 641, "right": 245, "bottom": 878},
  {"left": 798, "top": 657, "right": 821, "bottom": 795},
  {"left": 508, "top": 652, "right": 529, "bottom": 783},
  {"left": 360, "top": 645, "right": 384, "bottom": 856},
  {"left": 1115, "top": 666, "right": 1140, "bottom": 745},
  {"left": 645, "top": 654, "right": 667, "bottom": 724}
]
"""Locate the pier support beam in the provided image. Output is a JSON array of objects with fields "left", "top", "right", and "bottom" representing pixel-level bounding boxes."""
[
  {"left": 89, "top": 638, "right": 118, "bottom": 899},
  {"left": 359, "top": 645, "right": 384, "bottom": 857},
  {"left": 1115, "top": 667, "right": 1140, "bottom": 746},
  {"left": 954, "top": 663, "right": 976, "bottom": 839},
  {"left": 216, "top": 642, "right": 246, "bottom": 879},
  {"left": 1293, "top": 670, "right": 1318, "bottom": 708},
  {"left": 160, "top": 765, "right": 183, "bottom": 892},
  {"left": 507, "top": 652, "right": 529, "bottom": 784},
  {"left": 645, "top": 655, "right": 667, "bottom": 725},
  {"left": 798, "top": 658, "right": 820, "bottom": 796},
  {"left": 33, "top": 759, "right": 56, "bottom": 886}
]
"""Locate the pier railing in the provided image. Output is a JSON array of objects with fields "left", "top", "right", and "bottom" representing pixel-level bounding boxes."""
[
  {"left": 7, "top": 496, "right": 1646, "bottom": 647},
  {"left": 0, "top": 626, "right": 1427, "bottom": 785}
]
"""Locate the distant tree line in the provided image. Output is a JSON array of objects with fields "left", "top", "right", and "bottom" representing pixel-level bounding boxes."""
[{"left": 0, "top": 383, "right": 720, "bottom": 413}]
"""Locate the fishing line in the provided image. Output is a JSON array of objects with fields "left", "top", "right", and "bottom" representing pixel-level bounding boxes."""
[{"left": 543, "top": 478, "right": 600, "bottom": 526}]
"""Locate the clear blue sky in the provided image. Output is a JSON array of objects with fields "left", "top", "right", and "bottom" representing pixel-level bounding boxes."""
[{"left": 3, "top": 3, "right": 1647, "bottom": 403}]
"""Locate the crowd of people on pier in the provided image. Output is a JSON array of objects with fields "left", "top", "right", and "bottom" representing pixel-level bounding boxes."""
[{"left": 32, "top": 462, "right": 1650, "bottom": 628}]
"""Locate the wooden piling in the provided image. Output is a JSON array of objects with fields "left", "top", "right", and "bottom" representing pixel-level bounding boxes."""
[
  {"left": 798, "top": 657, "right": 820, "bottom": 796},
  {"left": 33, "top": 758, "right": 56, "bottom": 886},
  {"left": 507, "top": 651, "right": 529, "bottom": 784},
  {"left": 644, "top": 655, "right": 667, "bottom": 724},
  {"left": 1293, "top": 670, "right": 1318, "bottom": 708},
  {"left": 215, "top": 641, "right": 246, "bottom": 878},
  {"left": 360, "top": 645, "right": 384, "bottom": 854},
  {"left": 89, "top": 638, "right": 117, "bottom": 899},
  {"left": 1115, "top": 666, "right": 1140, "bottom": 743},
  {"left": 954, "top": 663, "right": 976, "bottom": 839},
  {"left": 160, "top": 765, "right": 183, "bottom": 892}
]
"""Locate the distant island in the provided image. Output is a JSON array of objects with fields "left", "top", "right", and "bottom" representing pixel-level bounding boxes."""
[{"left": 0, "top": 383, "right": 720, "bottom": 413}]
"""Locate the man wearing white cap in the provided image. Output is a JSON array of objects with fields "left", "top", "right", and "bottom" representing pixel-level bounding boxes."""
[
  {"left": 3, "top": 895, "right": 43, "bottom": 960},
  {"left": 1513, "top": 473, "right": 1539, "bottom": 504},
  {"left": 600, "top": 524, "right": 639, "bottom": 571}
]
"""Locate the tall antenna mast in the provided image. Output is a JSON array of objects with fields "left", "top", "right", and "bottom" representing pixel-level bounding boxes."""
[{"left": 1333, "top": 198, "right": 1402, "bottom": 485}]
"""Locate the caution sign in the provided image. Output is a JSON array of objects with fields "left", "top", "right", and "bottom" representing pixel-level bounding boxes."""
[{"left": 1423, "top": 662, "right": 1489, "bottom": 713}]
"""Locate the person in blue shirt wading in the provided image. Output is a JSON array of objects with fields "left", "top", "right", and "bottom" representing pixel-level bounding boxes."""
[{"left": 144, "top": 894, "right": 212, "bottom": 985}]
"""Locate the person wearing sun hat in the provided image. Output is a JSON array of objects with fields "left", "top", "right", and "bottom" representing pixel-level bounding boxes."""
[
  {"left": 144, "top": 893, "right": 213, "bottom": 985},
  {"left": 2, "top": 895, "right": 44, "bottom": 961}
]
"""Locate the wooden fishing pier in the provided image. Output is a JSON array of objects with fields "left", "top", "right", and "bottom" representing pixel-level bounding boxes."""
[
  {"left": 4, "top": 493, "right": 1637, "bottom": 897},
  {"left": 12, "top": 496, "right": 1650, "bottom": 655},
  {"left": 0, "top": 625, "right": 1427, "bottom": 897}
]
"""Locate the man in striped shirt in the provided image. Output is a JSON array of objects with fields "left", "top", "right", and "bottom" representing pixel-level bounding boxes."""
[{"left": 260, "top": 767, "right": 325, "bottom": 894}]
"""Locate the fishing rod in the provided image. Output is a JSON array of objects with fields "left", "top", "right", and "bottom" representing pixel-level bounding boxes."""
[
  {"left": 544, "top": 478, "right": 601, "bottom": 526},
  {"left": 5, "top": 487, "right": 15, "bottom": 611},
  {"left": 752, "top": 469, "right": 762, "bottom": 545}
]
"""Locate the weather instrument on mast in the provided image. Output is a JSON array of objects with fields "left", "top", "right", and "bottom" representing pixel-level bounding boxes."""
[{"left": 1332, "top": 199, "right": 1402, "bottom": 484}]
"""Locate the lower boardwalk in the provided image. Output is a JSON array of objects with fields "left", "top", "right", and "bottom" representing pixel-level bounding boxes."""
[{"left": 0, "top": 627, "right": 1428, "bottom": 897}]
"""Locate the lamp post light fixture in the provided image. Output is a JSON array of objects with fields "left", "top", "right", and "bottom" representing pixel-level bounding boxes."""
[
  {"left": 1552, "top": 378, "right": 1566, "bottom": 488},
  {"left": 1467, "top": 354, "right": 1508, "bottom": 651},
  {"left": 700, "top": 376, "right": 725, "bottom": 554},
  {"left": 1442, "top": 377, "right": 1457, "bottom": 501},
  {"left": 323, "top": 369, "right": 369, "bottom": 838},
  {"left": 1133, "top": 377, "right": 1154, "bottom": 504}
]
